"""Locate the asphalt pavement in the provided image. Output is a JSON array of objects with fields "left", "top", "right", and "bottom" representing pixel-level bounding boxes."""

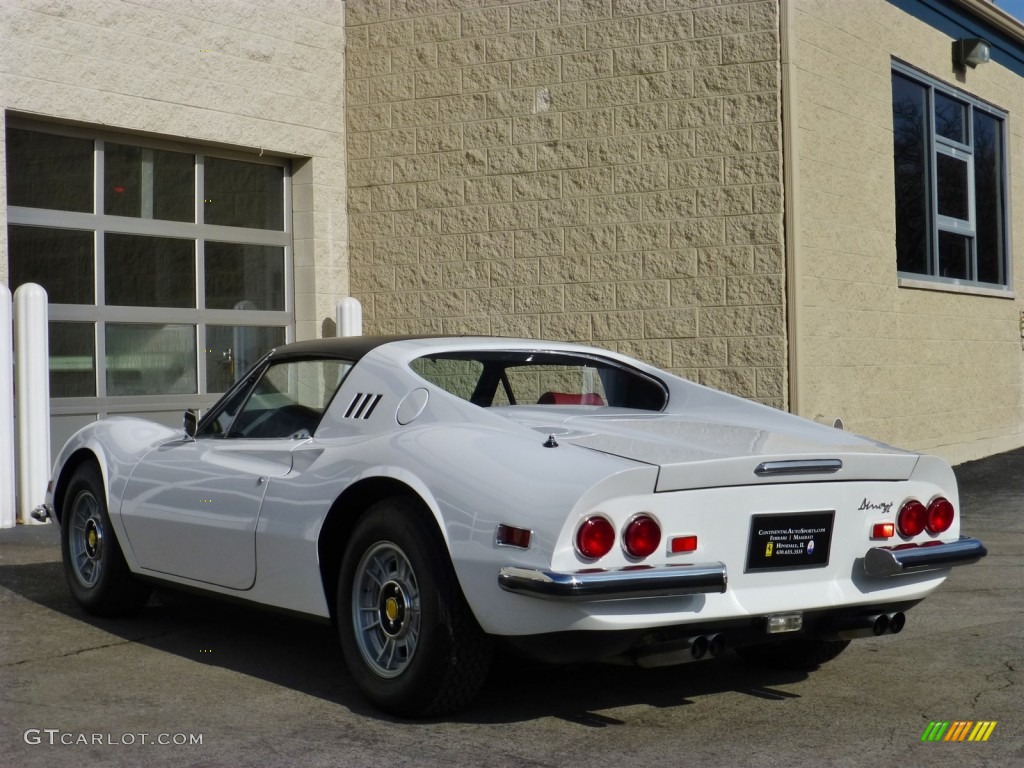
[{"left": 0, "top": 449, "right": 1021, "bottom": 768}]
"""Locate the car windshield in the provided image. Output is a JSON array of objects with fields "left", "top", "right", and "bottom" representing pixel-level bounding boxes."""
[{"left": 409, "top": 351, "right": 667, "bottom": 411}]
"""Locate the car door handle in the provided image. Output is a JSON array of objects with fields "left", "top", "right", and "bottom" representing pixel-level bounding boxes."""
[{"left": 256, "top": 476, "right": 266, "bottom": 486}]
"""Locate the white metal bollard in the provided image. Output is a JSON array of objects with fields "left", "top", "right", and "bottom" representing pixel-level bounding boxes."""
[
  {"left": 14, "top": 283, "right": 50, "bottom": 525},
  {"left": 336, "top": 297, "right": 363, "bottom": 337},
  {"left": 0, "top": 285, "right": 15, "bottom": 528}
]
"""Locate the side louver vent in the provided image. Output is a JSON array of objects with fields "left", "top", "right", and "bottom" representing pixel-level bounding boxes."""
[{"left": 344, "top": 393, "right": 383, "bottom": 420}]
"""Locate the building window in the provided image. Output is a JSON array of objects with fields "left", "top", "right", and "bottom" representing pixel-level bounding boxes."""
[
  {"left": 891, "top": 63, "right": 1009, "bottom": 289},
  {"left": 5, "top": 123, "right": 292, "bottom": 403}
]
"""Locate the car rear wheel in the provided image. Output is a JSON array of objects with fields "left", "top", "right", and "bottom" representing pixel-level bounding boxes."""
[
  {"left": 737, "top": 637, "right": 851, "bottom": 669},
  {"left": 61, "top": 463, "right": 151, "bottom": 616},
  {"left": 337, "top": 497, "right": 493, "bottom": 717}
]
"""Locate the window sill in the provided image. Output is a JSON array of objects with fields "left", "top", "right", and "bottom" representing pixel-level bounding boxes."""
[{"left": 897, "top": 276, "right": 1016, "bottom": 299}]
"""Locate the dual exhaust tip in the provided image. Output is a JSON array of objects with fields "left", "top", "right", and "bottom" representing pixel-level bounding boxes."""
[
  {"left": 836, "top": 611, "right": 906, "bottom": 639},
  {"left": 633, "top": 633, "right": 726, "bottom": 668},
  {"left": 688, "top": 633, "right": 726, "bottom": 661},
  {"left": 633, "top": 612, "right": 906, "bottom": 668}
]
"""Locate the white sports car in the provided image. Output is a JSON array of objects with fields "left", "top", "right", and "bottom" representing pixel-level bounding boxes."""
[{"left": 39, "top": 336, "right": 986, "bottom": 716}]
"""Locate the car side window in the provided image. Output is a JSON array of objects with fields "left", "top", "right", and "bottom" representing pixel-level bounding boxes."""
[
  {"left": 409, "top": 352, "right": 667, "bottom": 411},
  {"left": 197, "top": 375, "right": 257, "bottom": 438},
  {"left": 203, "top": 358, "right": 352, "bottom": 439}
]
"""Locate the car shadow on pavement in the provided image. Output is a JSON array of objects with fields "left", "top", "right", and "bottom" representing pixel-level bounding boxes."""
[
  {"left": 0, "top": 556, "right": 810, "bottom": 726},
  {"left": 465, "top": 653, "right": 806, "bottom": 726}
]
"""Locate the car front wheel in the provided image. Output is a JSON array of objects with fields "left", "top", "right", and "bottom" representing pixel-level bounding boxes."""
[
  {"left": 61, "top": 463, "right": 151, "bottom": 616},
  {"left": 337, "top": 498, "right": 493, "bottom": 717}
]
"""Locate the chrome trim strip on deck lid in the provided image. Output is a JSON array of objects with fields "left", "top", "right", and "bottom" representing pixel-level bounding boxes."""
[{"left": 754, "top": 459, "right": 843, "bottom": 476}]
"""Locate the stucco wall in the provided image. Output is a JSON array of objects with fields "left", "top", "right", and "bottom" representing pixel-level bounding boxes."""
[
  {"left": 789, "top": 0, "right": 1024, "bottom": 462},
  {"left": 345, "top": 0, "right": 788, "bottom": 407},
  {"left": 0, "top": 0, "right": 349, "bottom": 341}
]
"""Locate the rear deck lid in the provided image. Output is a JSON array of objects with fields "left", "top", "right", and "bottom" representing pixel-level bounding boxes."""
[{"left": 508, "top": 409, "right": 919, "bottom": 492}]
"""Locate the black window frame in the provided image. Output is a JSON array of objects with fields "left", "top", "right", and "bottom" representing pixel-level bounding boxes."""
[{"left": 891, "top": 61, "right": 1011, "bottom": 292}]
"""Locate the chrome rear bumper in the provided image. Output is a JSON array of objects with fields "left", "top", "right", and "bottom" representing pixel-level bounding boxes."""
[
  {"left": 498, "top": 562, "right": 728, "bottom": 601},
  {"left": 863, "top": 536, "right": 987, "bottom": 577}
]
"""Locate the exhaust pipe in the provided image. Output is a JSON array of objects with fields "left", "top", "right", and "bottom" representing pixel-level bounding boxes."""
[
  {"left": 887, "top": 612, "right": 906, "bottom": 634},
  {"left": 833, "top": 613, "right": 907, "bottom": 638},
  {"left": 633, "top": 635, "right": 711, "bottom": 668},
  {"left": 690, "top": 635, "right": 709, "bottom": 660},
  {"left": 835, "top": 613, "right": 889, "bottom": 639},
  {"left": 708, "top": 634, "right": 727, "bottom": 658}
]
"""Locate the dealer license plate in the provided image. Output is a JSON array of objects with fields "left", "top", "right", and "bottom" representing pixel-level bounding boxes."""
[{"left": 746, "top": 511, "right": 834, "bottom": 572}]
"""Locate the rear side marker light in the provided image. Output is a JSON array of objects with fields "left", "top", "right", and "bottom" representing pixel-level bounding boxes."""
[
  {"left": 623, "top": 515, "right": 661, "bottom": 558},
  {"left": 926, "top": 497, "right": 955, "bottom": 534},
  {"left": 495, "top": 524, "right": 531, "bottom": 550},
  {"left": 897, "top": 499, "right": 927, "bottom": 538},
  {"left": 670, "top": 535, "right": 698, "bottom": 553},
  {"left": 872, "top": 522, "right": 895, "bottom": 539},
  {"left": 576, "top": 516, "right": 616, "bottom": 560}
]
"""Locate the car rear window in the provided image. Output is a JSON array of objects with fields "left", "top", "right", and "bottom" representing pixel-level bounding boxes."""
[{"left": 410, "top": 351, "right": 667, "bottom": 411}]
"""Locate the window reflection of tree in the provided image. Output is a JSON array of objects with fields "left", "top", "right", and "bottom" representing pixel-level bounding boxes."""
[
  {"left": 892, "top": 79, "right": 929, "bottom": 275},
  {"left": 974, "top": 113, "right": 1002, "bottom": 284},
  {"left": 934, "top": 94, "right": 965, "bottom": 142}
]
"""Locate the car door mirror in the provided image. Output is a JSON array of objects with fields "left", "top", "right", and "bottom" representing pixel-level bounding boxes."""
[{"left": 183, "top": 409, "right": 198, "bottom": 440}]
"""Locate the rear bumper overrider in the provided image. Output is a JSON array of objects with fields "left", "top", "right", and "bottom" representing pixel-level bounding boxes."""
[{"left": 863, "top": 535, "right": 987, "bottom": 577}]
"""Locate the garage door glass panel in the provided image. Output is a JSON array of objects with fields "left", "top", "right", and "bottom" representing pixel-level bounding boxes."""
[
  {"left": 204, "top": 157, "right": 284, "bottom": 230},
  {"left": 6, "top": 128, "right": 93, "bottom": 212},
  {"left": 6, "top": 122, "right": 292, "bottom": 410},
  {"left": 106, "top": 323, "right": 197, "bottom": 396},
  {"left": 205, "top": 242, "right": 285, "bottom": 310},
  {"left": 206, "top": 325, "right": 286, "bottom": 394},
  {"left": 105, "top": 233, "right": 196, "bottom": 307},
  {"left": 49, "top": 322, "right": 96, "bottom": 398},
  {"left": 104, "top": 143, "right": 195, "bottom": 222},
  {"left": 7, "top": 225, "right": 95, "bottom": 304}
]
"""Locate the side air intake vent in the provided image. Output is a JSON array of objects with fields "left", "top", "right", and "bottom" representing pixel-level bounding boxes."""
[{"left": 344, "top": 393, "right": 383, "bottom": 420}]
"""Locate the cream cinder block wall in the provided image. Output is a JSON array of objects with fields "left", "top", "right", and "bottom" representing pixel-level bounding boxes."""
[
  {"left": 789, "top": 0, "right": 1024, "bottom": 463},
  {"left": 345, "top": 0, "right": 788, "bottom": 407},
  {"left": 0, "top": 0, "right": 349, "bottom": 341}
]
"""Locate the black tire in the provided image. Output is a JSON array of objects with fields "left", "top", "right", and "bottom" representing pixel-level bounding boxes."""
[
  {"left": 61, "top": 463, "right": 151, "bottom": 617},
  {"left": 337, "top": 497, "right": 493, "bottom": 717},
  {"left": 737, "top": 637, "right": 851, "bottom": 669}
]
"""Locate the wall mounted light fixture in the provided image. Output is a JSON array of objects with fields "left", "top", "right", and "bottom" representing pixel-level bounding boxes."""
[{"left": 953, "top": 38, "right": 991, "bottom": 69}]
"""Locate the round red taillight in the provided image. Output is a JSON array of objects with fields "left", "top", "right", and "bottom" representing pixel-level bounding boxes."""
[
  {"left": 897, "top": 499, "right": 927, "bottom": 537},
  {"left": 623, "top": 514, "right": 661, "bottom": 559},
  {"left": 576, "top": 516, "right": 615, "bottom": 560},
  {"left": 927, "top": 497, "right": 955, "bottom": 534}
]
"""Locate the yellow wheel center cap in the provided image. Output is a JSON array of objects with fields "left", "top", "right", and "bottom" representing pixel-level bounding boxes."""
[
  {"left": 87, "top": 530, "right": 97, "bottom": 550},
  {"left": 385, "top": 597, "right": 400, "bottom": 622}
]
